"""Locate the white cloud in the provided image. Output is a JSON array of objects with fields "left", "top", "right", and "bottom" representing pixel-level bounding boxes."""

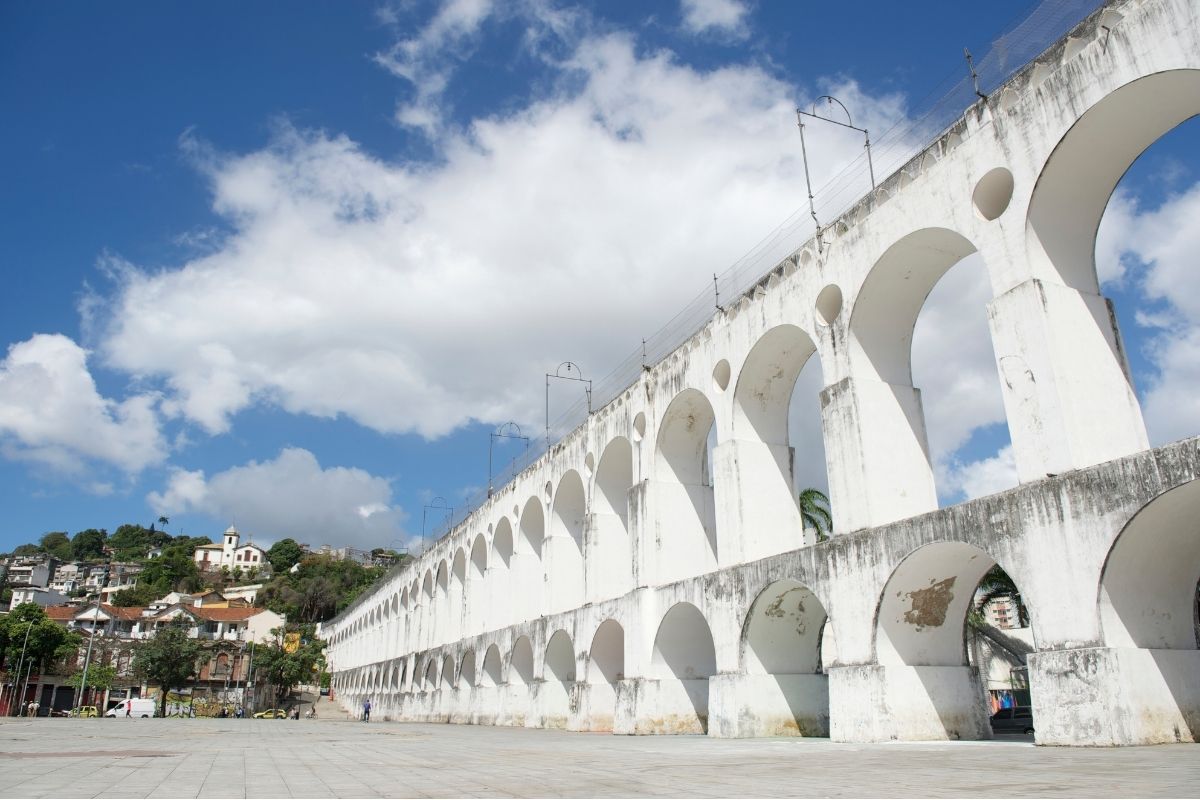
[
  {"left": 937, "top": 445, "right": 1017, "bottom": 501},
  {"left": 0, "top": 334, "right": 165, "bottom": 479},
  {"left": 1103, "top": 181, "right": 1200, "bottom": 446},
  {"left": 147, "top": 447, "right": 409, "bottom": 550},
  {"left": 680, "top": 0, "right": 750, "bottom": 38},
  {"left": 96, "top": 36, "right": 904, "bottom": 441}
]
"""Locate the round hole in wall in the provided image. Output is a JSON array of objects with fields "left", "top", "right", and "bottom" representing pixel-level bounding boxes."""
[
  {"left": 712, "top": 359, "right": 731, "bottom": 392},
  {"left": 632, "top": 412, "right": 647, "bottom": 442},
  {"left": 584, "top": 452, "right": 595, "bottom": 474},
  {"left": 815, "top": 284, "right": 843, "bottom": 326},
  {"left": 545, "top": 481, "right": 553, "bottom": 499},
  {"left": 972, "top": 167, "right": 1014, "bottom": 221}
]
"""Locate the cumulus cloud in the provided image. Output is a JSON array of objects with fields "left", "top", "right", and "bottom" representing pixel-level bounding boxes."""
[
  {"left": 680, "top": 0, "right": 750, "bottom": 38},
  {"left": 1100, "top": 181, "right": 1200, "bottom": 446},
  {"left": 147, "top": 447, "right": 409, "bottom": 550},
  {"left": 937, "top": 445, "right": 1017, "bottom": 501},
  {"left": 0, "top": 334, "right": 165, "bottom": 480},
  {"left": 95, "top": 36, "right": 904, "bottom": 441}
]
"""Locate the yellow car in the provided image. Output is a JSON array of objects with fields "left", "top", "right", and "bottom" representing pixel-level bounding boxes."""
[
  {"left": 68, "top": 706, "right": 99, "bottom": 718},
  {"left": 252, "top": 708, "right": 288, "bottom": 719}
]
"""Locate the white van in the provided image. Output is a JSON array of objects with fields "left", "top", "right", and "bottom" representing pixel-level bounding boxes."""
[{"left": 105, "top": 698, "right": 156, "bottom": 718}]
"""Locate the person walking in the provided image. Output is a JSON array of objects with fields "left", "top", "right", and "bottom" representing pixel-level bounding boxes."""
[{"left": 362, "top": 698, "right": 371, "bottom": 722}]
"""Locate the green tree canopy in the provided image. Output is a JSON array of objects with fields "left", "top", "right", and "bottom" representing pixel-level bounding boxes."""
[
  {"left": 110, "top": 583, "right": 160, "bottom": 607},
  {"left": 799, "top": 488, "right": 833, "bottom": 543},
  {"left": 67, "top": 663, "right": 118, "bottom": 691},
  {"left": 254, "top": 625, "right": 326, "bottom": 702},
  {"left": 258, "top": 555, "right": 383, "bottom": 623},
  {"left": 133, "top": 618, "right": 201, "bottom": 717},
  {"left": 39, "top": 531, "right": 73, "bottom": 561},
  {"left": 71, "top": 528, "right": 108, "bottom": 561},
  {"left": 107, "top": 524, "right": 171, "bottom": 561},
  {"left": 0, "top": 604, "right": 82, "bottom": 674},
  {"left": 267, "top": 538, "right": 305, "bottom": 574}
]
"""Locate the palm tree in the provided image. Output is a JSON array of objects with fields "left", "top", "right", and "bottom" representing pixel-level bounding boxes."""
[
  {"left": 799, "top": 488, "right": 832, "bottom": 543},
  {"left": 974, "top": 565, "right": 1029, "bottom": 628},
  {"left": 157, "top": 516, "right": 169, "bottom": 531}
]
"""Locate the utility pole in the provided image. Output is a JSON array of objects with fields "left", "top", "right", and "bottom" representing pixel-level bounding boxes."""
[
  {"left": 74, "top": 585, "right": 105, "bottom": 711},
  {"left": 7, "top": 621, "right": 32, "bottom": 716}
]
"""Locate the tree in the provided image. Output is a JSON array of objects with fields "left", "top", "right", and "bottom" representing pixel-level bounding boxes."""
[
  {"left": 39, "top": 531, "right": 73, "bottom": 561},
  {"left": 11, "top": 543, "right": 39, "bottom": 557},
  {"left": 267, "top": 538, "right": 305, "bottom": 574},
  {"left": 0, "top": 604, "right": 81, "bottom": 674},
  {"left": 133, "top": 618, "right": 201, "bottom": 718},
  {"left": 799, "top": 488, "right": 833, "bottom": 542},
  {"left": 253, "top": 626, "right": 326, "bottom": 703},
  {"left": 71, "top": 528, "right": 108, "bottom": 561},
  {"left": 258, "top": 555, "right": 384, "bottom": 623},
  {"left": 157, "top": 516, "right": 169, "bottom": 531},
  {"left": 110, "top": 583, "right": 160, "bottom": 607},
  {"left": 107, "top": 524, "right": 170, "bottom": 561},
  {"left": 66, "top": 663, "right": 118, "bottom": 702},
  {"left": 974, "top": 565, "right": 1030, "bottom": 628}
]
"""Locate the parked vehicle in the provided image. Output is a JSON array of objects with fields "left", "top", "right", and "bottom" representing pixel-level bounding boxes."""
[
  {"left": 68, "top": 706, "right": 99, "bottom": 718},
  {"left": 105, "top": 698, "right": 156, "bottom": 718},
  {"left": 253, "top": 708, "right": 288, "bottom": 719},
  {"left": 990, "top": 706, "right": 1035, "bottom": 734}
]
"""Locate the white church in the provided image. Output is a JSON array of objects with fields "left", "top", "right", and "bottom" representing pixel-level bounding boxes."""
[{"left": 192, "top": 525, "right": 269, "bottom": 572}]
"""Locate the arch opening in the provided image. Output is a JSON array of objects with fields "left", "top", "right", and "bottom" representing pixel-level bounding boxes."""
[
  {"left": 650, "top": 602, "right": 717, "bottom": 733},
  {"left": 510, "top": 636, "right": 534, "bottom": 685},
  {"left": 592, "top": 437, "right": 635, "bottom": 600},
  {"left": 481, "top": 645, "right": 503, "bottom": 687},
  {"left": 653, "top": 390, "right": 719, "bottom": 582},
  {"left": 548, "top": 471, "right": 587, "bottom": 613}
]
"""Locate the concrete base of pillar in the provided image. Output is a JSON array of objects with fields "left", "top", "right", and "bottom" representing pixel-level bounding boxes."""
[
  {"left": 614, "top": 677, "right": 709, "bottom": 735},
  {"left": 570, "top": 682, "right": 618, "bottom": 732},
  {"left": 497, "top": 684, "right": 530, "bottom": 727},
  {"left": 1030, "top": 647, "right": 1200, "bottom": 746},
  {"left": 468, "top": 686, "right": 500, "bottom": 726},
  {"left": 829, "top": 664, "right": 990, "bottom": 742},
  {"left": 527, "top": 679, "right": 572, "bottom": 729},
  {"left": 708, "top": 673, "right": 830, "bottom": 738}
]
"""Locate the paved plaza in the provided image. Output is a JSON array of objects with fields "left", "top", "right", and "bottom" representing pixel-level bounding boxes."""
[{"left": 0, "top": 717, "right": 1197, "bottom": 798}]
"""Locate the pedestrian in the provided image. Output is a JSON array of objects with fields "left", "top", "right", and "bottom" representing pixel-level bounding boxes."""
[
  {"left": 26, "top": 701, "right": 34, "bottom": 718},
  {"left": 362, "top": 698, "right": 371, "bottom": 722}
]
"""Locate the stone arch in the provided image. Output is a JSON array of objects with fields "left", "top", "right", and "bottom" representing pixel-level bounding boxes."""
[
  {"left": 492, "top": 518, "right": 514, "bottom": 568},
  {"left": 452, "top": 548, "right": 467, "bottom": 586},
  {"left": 481, "top": 644, "right": 503, "bottom": 687},
  {"left": 850, "top": 227, "right": 980, "bottom": 387},
  {"left": 591, "top": 436, "right": 634, "bottom": 600},
  {"left": 547, "top": 470, "right": 586, "bottom": 613},
  {"left": 441, "top": 654, "right": 455, "bottom": 690},
  {"left": 423, "top": 658, "right": 437, "bottom": 691},
  {"left": 543, "top": 629, "right": 576, "bottom": 728},
  {"left": 728, "top": 324, "right": 825, "bottom": 558},
  {"left": 1099, "top": 479, "right": 1200, "bottom": 650},
  {"left": 422, "top": 570, "right": 434, "bottom": 602},
  {"left": 471, "top": 534, "right": 488, "bottom": 577},
  {"left": 871, "top": 540, "right": 1027, "bottom": 741},
  {"left": 652, "top": 389, "right": 719, "bottom": 583},
  {"left": 510, "top": 636, "right": 534, "bottom": 685},
  {"left": 518, "top": 496, "right": 545, "bottom": 558},
  {"left": 733, "top": 325, "right": 820, "bottom": 445},
  {"left": 1028, "top": 69, "right": 1200, "bottom": 295},
  {"left": 460, "top": 649, "right": 477, "bottom": 688},
  {"left": 583, "top": 619, "right": 624, "bottom": 732},
  {"left": 734, "top": 579, "right": 831, "bottom": 737},
  {"left": 649, "top": 602, "right": 717, "bottom": 734},
  {"left": 436, "top": 560, "right": 450, "bottom": 597}
]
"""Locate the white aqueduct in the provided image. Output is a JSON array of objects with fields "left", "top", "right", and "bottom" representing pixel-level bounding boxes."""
[{"left": 320, "top": 0, "right": 1200, "bottom": 746}]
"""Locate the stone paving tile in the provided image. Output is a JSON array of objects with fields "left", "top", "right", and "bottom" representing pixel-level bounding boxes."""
[{"left": 2, "top": 717, "right": 1199, "bottom": 798}]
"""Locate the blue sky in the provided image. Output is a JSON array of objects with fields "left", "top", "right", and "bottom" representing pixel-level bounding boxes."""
[{"left": 1, "top": 0, "right": 1196, "bottom": 554}]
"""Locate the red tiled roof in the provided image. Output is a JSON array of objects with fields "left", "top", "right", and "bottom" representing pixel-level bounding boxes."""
[
  {"left": 191, "top": 607, "right": 265, "bottom": 622},
  {"left": 44, "top": 606, "right": 76, "bottom": 621},
  {"left": 99, "top": 604, "right": 146, "bottom": 621}
]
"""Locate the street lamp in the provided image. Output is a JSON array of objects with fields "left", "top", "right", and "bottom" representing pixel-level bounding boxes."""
[
  {"left": 795, "top": 94, "right": 876, "bottom": 250},
  {"left": 420, "top": 497, "right": 454, "bottom": 553},
  {"left": 545, "top": 361, "right": 592, "bottom": 445},
  {"left": 488, "top": 422, "right": 530, "bottom": 497}
]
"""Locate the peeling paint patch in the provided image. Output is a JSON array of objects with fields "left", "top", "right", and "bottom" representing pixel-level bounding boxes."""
[{"left": 903, "top": 577, "right": 956, "bottom": 630}]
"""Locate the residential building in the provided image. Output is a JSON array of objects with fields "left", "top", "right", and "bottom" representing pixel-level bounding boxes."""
[
  {"left": 7, "top": 557, "right": 58, "bottom": 588},
  {"left": 192, "top": 526, "right": 269, "bottom": 572},
  {"left": 9, "top": 586, "right": 68, "bottom": 610}
]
